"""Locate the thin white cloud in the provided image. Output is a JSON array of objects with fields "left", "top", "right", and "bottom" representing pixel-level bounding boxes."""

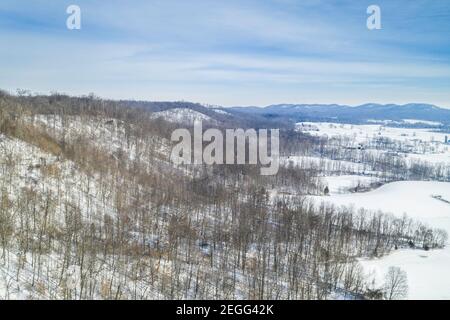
[{"left": 0, "top": 0, "right": 449, "bottom": 107}]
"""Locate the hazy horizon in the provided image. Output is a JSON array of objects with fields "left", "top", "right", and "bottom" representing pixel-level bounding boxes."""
[{"left": 3, "top": 88, "right": 450, "bottom": 110}]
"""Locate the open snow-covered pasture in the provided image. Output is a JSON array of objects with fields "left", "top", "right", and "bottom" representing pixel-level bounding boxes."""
[
  {"left": 297, "top": 122, "right": 450, "bottom": 166},
  {"left": 320, "top": 175, "right": 381, "bottom": 194},
  {"left": 312, "top": 181, "right": 450, "bottom": 299},
  {"left": 360, "top": 245, "right": 450, "bottom": 300},
  {"left": 314, "top": 181, "right": 450, "bottom": 229},
  {"left": 297, "top": 122, "right": 449, "bottom": 145}
]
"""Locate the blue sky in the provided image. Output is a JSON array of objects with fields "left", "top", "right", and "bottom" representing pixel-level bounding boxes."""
[{"left": 0, "top": 0, "right": 449, "bottom": 107}]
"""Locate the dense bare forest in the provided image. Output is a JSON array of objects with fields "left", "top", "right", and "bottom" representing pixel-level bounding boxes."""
[{"left": 0, "top": 91, "right": 447, "bottom": 299}]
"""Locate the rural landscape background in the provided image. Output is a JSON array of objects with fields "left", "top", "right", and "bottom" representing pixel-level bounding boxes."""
[{"left": 0, "top": 1, "right": 449, "bottom": 300}]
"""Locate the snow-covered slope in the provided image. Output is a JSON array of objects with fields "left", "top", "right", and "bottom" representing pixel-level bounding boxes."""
[
  {"left": 313, "top": 181, "right": 450, "bottom": 299},
  {"left": 0, "top": 115, "right": 185, "bottom": 299},
  {"left": 297, "top": 122, "right": 449, "bottom": 145},
  {"left": 150, "top": 108, "right": 216, "bottom": 125},
  {"left": 320, "top": 175, "right": 381, "bottom": 194},
  {"left": 297, "top": 122, "right": 450, "bottom": 167},
  {"left": 315, "top": 181, "right": 450, "bottom": 227}
]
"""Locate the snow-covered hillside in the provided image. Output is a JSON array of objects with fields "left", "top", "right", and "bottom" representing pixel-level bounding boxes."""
[
  {"left": 150, "top": 108, "right": 216, "bottom": 125},
  {"left": 320, "top": 175, "right": 381, "bottom": 194},
  {"left": 313, "top": 181, "right": 450, "bottom": 299},
  {"left": 292, "top": 120, "right": 450, "bottom": 299},
  {"left": 1, "top": 92, "right": 449, "bottom": 300},
  {"left": 297, "top": 122, "right": 449, "bottom": 146}
]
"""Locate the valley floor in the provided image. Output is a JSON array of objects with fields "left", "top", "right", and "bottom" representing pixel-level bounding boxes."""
[{"left": 312, "top": 181, "right": 450, "bottom": 299}]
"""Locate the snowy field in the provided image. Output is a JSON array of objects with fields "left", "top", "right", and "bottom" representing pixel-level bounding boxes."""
[
  {"left": 297, "top": 122, "right": 449, "bottom": 144},
  {"left": 360, "top": 245, "right": 450, "bottom": 300},
  {"left": 297, "top": 122, "right": 450, "bottom": 167},
  {"left": 313, "top": 181, "right": 450, "bottom": 299},
  {"left": 320, "top": 175, "right": 381, "bottom": 194},
  {"left": 296, "top": 121, "right": 450, "bottom": 298}
]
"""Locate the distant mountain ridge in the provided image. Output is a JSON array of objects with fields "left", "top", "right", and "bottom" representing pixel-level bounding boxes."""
[
  {"left": 120, "top": 100, "right": 450, "bottom": 128},
  {"left": 227, "top": 103, "right": 450, "bottom": 125}
]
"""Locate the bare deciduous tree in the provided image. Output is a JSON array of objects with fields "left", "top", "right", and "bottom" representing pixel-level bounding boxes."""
[{"left": 383, "top": 266, "right": 408, "bottom": 300}]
